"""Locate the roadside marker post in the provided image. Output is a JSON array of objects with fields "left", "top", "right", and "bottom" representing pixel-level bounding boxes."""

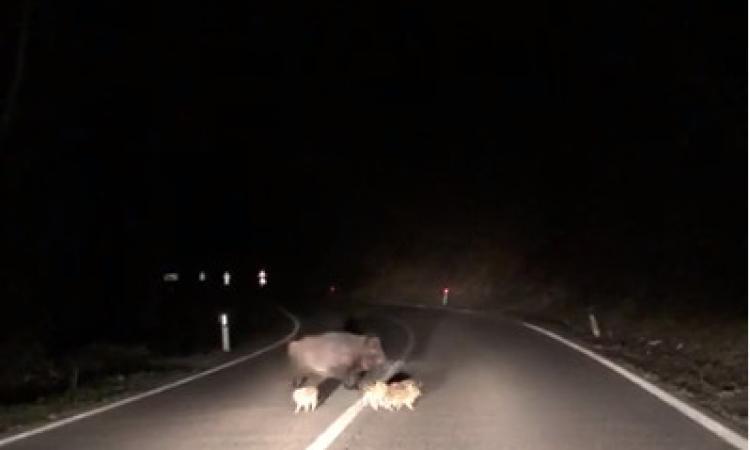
[
  {"left": 588, "top": 307, "right": 601, "bottom": 338},
  {"left": 219, "top": 313, "right": 231, "bottom": 352}
]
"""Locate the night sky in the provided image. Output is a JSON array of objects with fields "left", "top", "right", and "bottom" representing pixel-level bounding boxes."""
[{"left": 0, "top": 2, "right": 746, "bottom": 348}]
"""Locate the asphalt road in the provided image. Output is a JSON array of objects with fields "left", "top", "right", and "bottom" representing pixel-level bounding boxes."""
[{"left": 1, "top": 305, "right": 741, "bottom": 450}]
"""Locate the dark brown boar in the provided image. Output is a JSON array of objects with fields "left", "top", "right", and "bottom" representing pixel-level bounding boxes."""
[{"left": 287, "top": 332, "right": 387, "bottom": 389}]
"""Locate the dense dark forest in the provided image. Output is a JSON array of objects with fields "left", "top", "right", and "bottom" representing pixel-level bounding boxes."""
[{"left": 0, "top": 0, "right": 745, "bottom": 378}]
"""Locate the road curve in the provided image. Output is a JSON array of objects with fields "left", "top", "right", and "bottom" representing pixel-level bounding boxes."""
[
  {"left": 332, "top": 306, "right": 740, "bottom": 450},
  {"left": 0, "top": 305, "right": 741, "bottom": 450}
]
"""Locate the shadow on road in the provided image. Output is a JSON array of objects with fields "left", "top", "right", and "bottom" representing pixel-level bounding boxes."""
[
  {"left": 316, "top": 378, "right": 342, "bottom": 407},
  {"left": 387, "top": 371, "right": 413, "bottom": 383}
]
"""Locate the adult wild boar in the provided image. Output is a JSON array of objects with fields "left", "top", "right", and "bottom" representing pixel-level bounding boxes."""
[{"left": 288, "top": 332, "right": 387, "bottom": 389}]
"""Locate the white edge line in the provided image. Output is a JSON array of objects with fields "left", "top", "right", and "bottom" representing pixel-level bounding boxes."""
[
  {"left": 305, "top": 317, "right": 415, "bottom": 450},
  {"left": 367, "top": 302, "right": 747, "bottom": 448},
  {"left": 522, "top": 322, "right": 748, "bottom": 450},
  {"left": 0, "top": 307, "right": 301, "bottom": 448}
]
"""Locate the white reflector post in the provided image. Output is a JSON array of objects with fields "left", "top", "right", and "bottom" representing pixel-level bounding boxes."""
[
  {"left": 442, "top": 288, "right": 449, "bottom": 306},
  {"left": 198, "top": 271, "right": 206, "bottom": 282},
  {"left": 589, "top": 313, "right": 601, "bottom": 338},
  {"left": 223, "top": 271, "right": 231, "bottom": 286},
  {"left": 219, "top": 313, "right": 230, "bottom": 352}
]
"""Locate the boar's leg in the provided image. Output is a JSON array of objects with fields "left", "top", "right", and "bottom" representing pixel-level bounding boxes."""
[
  {"left": 343, "top": 369, "right": 365, "bottom": 390},
  {"left": 292, "top": 375, "right": 308, "bottom": 389}
]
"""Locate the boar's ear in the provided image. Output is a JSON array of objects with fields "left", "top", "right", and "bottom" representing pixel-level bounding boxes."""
[{"left": 364, "top": 336, "right": 382, "bottom": 348}]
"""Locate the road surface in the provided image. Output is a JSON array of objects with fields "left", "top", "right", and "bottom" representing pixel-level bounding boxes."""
[{"left": 1, "top": 305, "right": 741, "bottom": 449}]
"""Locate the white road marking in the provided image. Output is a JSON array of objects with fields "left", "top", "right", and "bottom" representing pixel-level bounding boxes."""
[
  {"left": 0, "top": 307, "right": 301, "bottom": 448},
  {"left": 523, "top": 322, "right": 748, "bottom": 450},
  {"left": 305, "top": 317, "right": 416, "bottom": 450}
]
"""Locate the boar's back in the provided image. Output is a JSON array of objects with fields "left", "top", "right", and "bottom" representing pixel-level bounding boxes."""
[{"left": 288, "top": 332, "right": 368, "bottom": 374}]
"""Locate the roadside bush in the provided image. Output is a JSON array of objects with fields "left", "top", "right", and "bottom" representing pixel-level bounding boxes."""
[
  {"left": 0, "top": 340, "right": 64, "bottom": 404},
  {"left": 69, "top": 343, "right": 153, "bottom": 385}
]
